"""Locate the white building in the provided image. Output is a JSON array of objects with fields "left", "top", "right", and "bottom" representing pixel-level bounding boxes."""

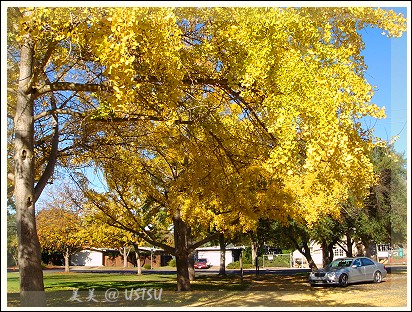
[
  {"left": 291, "top": 240, "right": 361, "bottom": 268},
  {"left": 196, "top": 246, "right": 243, "bottom": 267},
  {"left": 70, "top": 249, "right": 104, "bottom": 266}
]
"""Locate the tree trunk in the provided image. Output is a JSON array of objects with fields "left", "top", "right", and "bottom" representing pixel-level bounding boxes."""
[
  {"left": 135, "top": 247, "right": 142, "bottom": 275},
  {"left": 321, "top": 241, "right": 332, "bottom": 267},
  {"left": 123, "top": 246, "right": 130, "bottom": 268},
  {"left": 64, "top": 249, "right": 70, "bottom": 273},
  {"left": 346, "top": 235, "right": 353, "bottom": 257},
  {"left": 321, "top": 241, "right": 328, "bottom": 266},
  {"left": 14, "top": 31, "right": 45, "bottom": 306},
  {"left": 187, "top": 228, "right": 195, "bottom": 281},
  {"left": 251, "top": 240, "right": 257, "bottom": 265},
  {"left": 218, "top": 233, "right": 226, "bottom": 276},
  {"left": 300, "top": 241, "right": 318, "bottom": 271},
  {"left": 364, "top": 241, "right": 372, "bottom": 257},
  {"left": 328, "top": 242, "right": 335, "bottom": 262},
  {"left": 173, "top": 210, "right": 191, "bottom": 291},
  {"left": 188, "top": 251, "right": 195, "bottom": 281}
]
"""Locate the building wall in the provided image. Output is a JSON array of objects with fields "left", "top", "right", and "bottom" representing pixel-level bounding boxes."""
[
  {"left": 71, "top": 249, "right": 164, "bottom": 267},
  {"left": 291, "top": 240, "right": 362, "bottom": 268},
  {"left": 292, "top": 249, "right": 323, "bottom": 268},
  {"left": 70, "top": 250, "right": 104, "bottom": 266},
  {"left": 104, "top": 254, "right": 135, "bottom": 267},
  {"left": 197, "top": 250, "right": 234, "bottom": 266}
]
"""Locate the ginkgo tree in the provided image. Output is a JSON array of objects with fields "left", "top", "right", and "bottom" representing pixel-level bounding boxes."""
[
  {"left": 81, "top": 208, "right": 150, "bottom": 274},
  {"left": 36, "top": 207, "right": 84, "bottom": 273},
  {"left": 35, "top": 183, "right": 89, "bottom": 272},
  {"left": 7, "top": 6, "right": 406, "bottom": 303},
  {"left": 79, "top": 112, "right": 261, "bottom": 290}
]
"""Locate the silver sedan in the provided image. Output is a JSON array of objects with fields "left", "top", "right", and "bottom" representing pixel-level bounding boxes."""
[{"left": 308, "top": 256, "right": 387, "bottom": 287}]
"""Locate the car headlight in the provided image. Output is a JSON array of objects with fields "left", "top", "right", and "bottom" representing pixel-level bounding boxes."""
[{"left": 326, "top": 272, "right": 336, "bottom": 279}]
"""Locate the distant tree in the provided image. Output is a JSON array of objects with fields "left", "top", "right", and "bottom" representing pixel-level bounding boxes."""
[
  {"left": 36, "top": 207, "right": 85, "bottom": 272},
  {"left": 256, "top": 218, "right": 319, "bottom": 270},
  {"left": 81, "top": 210, "right": 148, "bottom": 274},
  {"left": 7, "top": 211, "right": 19, "bottom": 267},
  {"left": 350, "top": 145, "right": 407, "bottom": 254},
  {"left": 301, "top": 144, "right": 407, "bottom": 261},
  {"left": 310, "top": 215, "right": 344, "bottom": 267},
  {"left": 35, "top": 184, "right": 88, "bottom": 272}
]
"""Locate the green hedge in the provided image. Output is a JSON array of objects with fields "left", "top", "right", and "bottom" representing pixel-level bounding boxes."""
[
  {"left": 167, "top": 258, "right": 176, "bottom": 267},
  {"left": 226, "top": 254, "right": 290, "bottom": 269},
  {"left": 262, "top": 254, "right": 290, "bottom": 267},
  {"left": 226, "top": 261, "right": 255, "bottom": 269}
]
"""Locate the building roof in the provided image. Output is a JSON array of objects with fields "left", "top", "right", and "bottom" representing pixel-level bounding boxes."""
[{"left": 196, "top": 245, "right": 244, "bottom": 251}]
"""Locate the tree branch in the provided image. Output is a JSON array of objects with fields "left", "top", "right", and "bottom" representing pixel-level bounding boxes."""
[
  {"left": 8, "top": 172, "right": 15, "bottom": 182},
  {"left": 33, "top": 42, "right": 57, "bottom": 80},
  {"left": 188, "top": 232, "right": 220, "bottom": 253},
  {"left": 35, "top": 82, "right": 112, "bottom": 95},
  {"left": 136, "top": 228, "right": 175, "bottom": 255},
  {"left": 34, "top": 94, "right": 59, "bottom": 202}
]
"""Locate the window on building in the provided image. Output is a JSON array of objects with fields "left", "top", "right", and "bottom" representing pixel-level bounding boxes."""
[{"left": 333, "top": 248, "right": 345, "bottom": 258}]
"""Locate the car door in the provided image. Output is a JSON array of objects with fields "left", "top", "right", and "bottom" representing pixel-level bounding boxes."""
[
  {"left": 360, "top": 258, "right": 375, "bottom": 281},
  {"left": 349, "top": 258, "right": 365, "bottom": 282}
]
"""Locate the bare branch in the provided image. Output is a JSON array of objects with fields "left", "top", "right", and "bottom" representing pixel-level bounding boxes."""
[
  {"left": 188, "top": 232, "right": 220, "bottom": 252},
  {"left": 34, "top": 85, "right": 59, "bottom": 202},
  {"left": 7, "top": 87, "right": 18, "bottom": 95}
]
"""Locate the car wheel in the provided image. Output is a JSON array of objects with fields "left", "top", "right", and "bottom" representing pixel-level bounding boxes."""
[
  {"left": 339, "top": 274, "right": 348, "bottom": 287},
  {"left": 373, "top": 271, "right": 382, "bottom": 283}
]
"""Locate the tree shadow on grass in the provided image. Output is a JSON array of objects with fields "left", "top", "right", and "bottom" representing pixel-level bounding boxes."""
[
  {"left": 7, "top": 273, "right": 251, "bottom": 307},
  {"left": 8, "top": 272, "right": 403, "bottom": 307}
]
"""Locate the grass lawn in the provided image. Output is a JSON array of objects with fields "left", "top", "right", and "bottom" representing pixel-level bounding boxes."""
[
  {"left": 7, "top": 271, "right": 251, "bottom": 307},
  {"left": 8, "top": 271, "right": 406, "bottom": 307}
]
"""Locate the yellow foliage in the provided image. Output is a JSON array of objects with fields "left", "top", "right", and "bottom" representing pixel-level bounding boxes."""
[
  {"left": 36, "top": 208, "right": 84, "bottom": 253},
  {"left": 8, "top": 6, "right": 407, "bottom": 235}
]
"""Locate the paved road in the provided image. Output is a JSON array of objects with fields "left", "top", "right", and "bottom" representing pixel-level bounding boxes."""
[
  {"left": 41, "top": 264, "right": 406, "bottom": 275},
  {"left": 8, "top": 264, "right": 406, "bottom": 276},
  {"left": 53, "top": 267, "right": 312, "bottom": 275}
]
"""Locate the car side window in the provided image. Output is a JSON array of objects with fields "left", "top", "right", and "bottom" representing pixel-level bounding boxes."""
[
  {"left": 361, "top": 258, "right": 374, "bottom": 266},
  {"left": 353, "top": 259, "right": 362, "bottom": 267}
]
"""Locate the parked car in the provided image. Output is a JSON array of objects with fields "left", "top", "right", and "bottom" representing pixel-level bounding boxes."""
[
  {"left": 194, "top": 258, "right": 211, "bottom": 269},
  {"left": 308, "top": 256, "right": 387, "bottom": 287}
]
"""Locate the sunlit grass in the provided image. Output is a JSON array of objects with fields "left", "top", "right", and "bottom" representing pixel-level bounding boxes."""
[
  {"left": 8, "top": 272, "right": 249, "bottom": 293},
  {"left": 6, "top": 271, "right": 406, "bottom": 307},
  {"left": 7, "top": 271, "right": 251, "bottom": 307}
]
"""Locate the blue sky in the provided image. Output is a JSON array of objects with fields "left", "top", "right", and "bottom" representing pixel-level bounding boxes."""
[{"left": 359, "top": 6, "right": 409, "bottom": 156}]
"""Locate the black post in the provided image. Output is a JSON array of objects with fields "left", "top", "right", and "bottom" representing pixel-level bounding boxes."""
[
  {"left": 255, "top": 256, "right": 259, "bottom": 275},
  {"left": 240, "top": 249, "right": 243, "bottom": 282}
]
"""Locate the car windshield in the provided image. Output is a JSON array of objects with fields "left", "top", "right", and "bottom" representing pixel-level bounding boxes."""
[
  {"left": 328, "top": 259, "right": 352, "bottom": 268},
  {"left": 197, "top": 259, "right": 207, "bottom": 263}
]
